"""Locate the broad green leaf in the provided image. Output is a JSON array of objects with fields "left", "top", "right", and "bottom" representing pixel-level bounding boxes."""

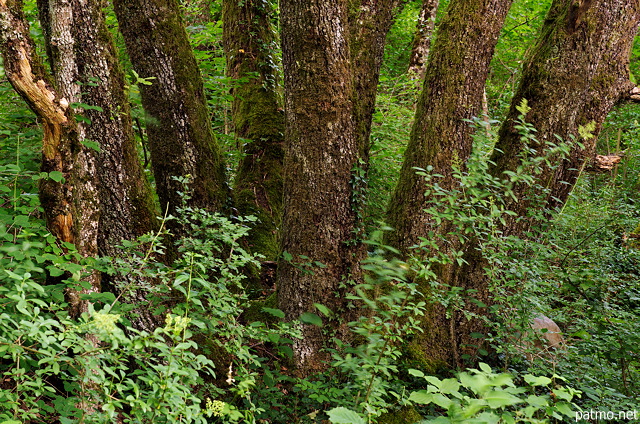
[
  {"left": 408, "top": 368, "right": 425, "bottom": 378},
  {"left": 440, "top": 378, "right": 461, "bottom": 395},
  {"left": 48, "top": 171, "right": 65, "bottom": 182},
  {"left": 484, "top": 391, "right": 522, "bottom": 409},
  {"left": 524, "top": 374, "right": 551, "bottom": 387},
  {"left": 262, "top": 307, "right": 285, "bottom": 318},
  {"left": 299, "top": 312, "right": 322, "bottom": 327},
  {"left": 409, "top": 390, "right": 433, "bottom": 404},
  {"left": 326, "top": 407, "right": 366, "bottom": 424}
]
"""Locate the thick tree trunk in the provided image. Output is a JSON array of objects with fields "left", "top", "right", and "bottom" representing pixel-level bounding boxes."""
[
  {"left": 38, "top": 0, "right": 161, "bottom": 331},
  {"left": 407, "top": 0, "right": 440, "bottom": 81},
  {"left": 387, "top": 0, "right": 512, "bottom": 254},
  {"left": 278, "top": 0, "right": 363, "bottom": 376},
  {"left": 491, "top": 0, "right": 640, "bottom": 233},
  {"left": 385, "top": 0, "right": 512, "bottom": 370},
  {"left": 0, "top": 0, "right": 103, "bottom": 318},
  {"left": 113, "top": 0, "right": 229, "bottom": 233},
  {"left": 448, "top": 0, "right": 640, "bottom": 372},
  {"left": 223, "top": 0, "right": 284, "bottom": 262}
]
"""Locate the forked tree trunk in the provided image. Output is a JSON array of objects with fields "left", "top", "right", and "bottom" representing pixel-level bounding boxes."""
[
  {"left": 113, "top": 0, "right": 229, "bottom": 235},
  {"left": 223, "top": 0, "right": 284, "bottom": 262},
  {"left": 452, "top": 0, "right": 640, "bottom": 371},
  {"left": 0, "top": 0, "right": 101, "bottom": 318},
  {"left": 278, "top": 0, "right": 406, "bottom": 376},
  {"left": 385, "top": 0, "right": 512, "bottom": 370}
]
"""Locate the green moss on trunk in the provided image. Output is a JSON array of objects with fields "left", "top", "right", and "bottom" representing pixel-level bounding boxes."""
[
  {"left": 223, "top": 0, "right": 284, "bottom": 263},
  {"left": 113, "top": 0, "right": 229, "bottom": 238}
]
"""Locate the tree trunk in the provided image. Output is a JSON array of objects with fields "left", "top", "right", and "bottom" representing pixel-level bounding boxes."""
[
  {"left": 278, "top": 0, "right": 363, "bottom": 376},
  {"left": 407, "top": 0, "right": 440, "bottom": 81},
  {"left": 113, "top": 0, "right": 229, "bottom": 234},
  {"left": 385, "top": 0, "right": 512, "bottom": 370},
  {"left": 387, "top": 0, "right": 512, "bottom": 254},
  {"left": 491, "top": 0, "right": 640, "bottom": 233},
  {"left": 223, "top": 0, "right": 284, "bottom": 262},
  {"left": 0, "top": 0, "right": 104, "bottom": 318},
  {"left": 37, "top": 0, "right": 161, "bottom": 331},
  {"left": 348, "top": 0, "right": 406, "bottom": 162}
]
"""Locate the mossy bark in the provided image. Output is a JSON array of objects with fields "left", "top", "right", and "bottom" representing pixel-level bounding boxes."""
[
  {"left": 278, "top": 0, "right": 364, "bottom": 376},
  {"left": 407, "top": 0, "right": 440, "bottom": 81},
  {"left": 348, "top": 0, "right": 406, "bottom": 161},
  {"left": 223, "top": 0, "right": 284, "bottom": 262},
  {"left": 113, "top": 0, "right": 229, "bottom": 236},
  {"left": 277, "top": 0, "right": 406, "bottom": 376},
  {"left": 385, "top": 0, "right": 512, "bottom": 370},
  {"left": 491, "top": 0, "right": 640, "bottom": 233},
  {"left": 37, "top": 0, "right": 161, "bottom": 330}
]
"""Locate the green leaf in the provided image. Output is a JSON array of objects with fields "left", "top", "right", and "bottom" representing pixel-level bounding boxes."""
[
  {"left": 553, "top": 401, "right": 575, "bottom": 416},
  {"left": 326, "top": 407, "right": 366, "bottom": 424},
  {"left": 299, "top": 312, "right": 322, "bottom": 327},
  {"left": 408, "top": 368, "right": 424, "bottom": 378},
  {"left": 262, "top": 307, "right": 285, "bottom": 318},
  {"left": 408, "top": 390, "right": 433, "bottom": 404},
  {"left": 70, "top": 102, "right": 104, "bottom": 112},
  {"left": 12, "top": 214, "right": 29, "bottom": 227},
  {"left": 523, "top": 374, "right": 551, "bottom": 387},
  {"left": 484, "top": 391, "right": 522, "bottom": 409},
  {"left": 48, "top": 171, "right": 65, "bottom": 183},
  {"left": 313, "top": 303, "right": 331, "bottom": 317},
  {"left": 440, "top": 378, "right": 461, "bottom": 395},
  {"left": 79, "top": 292, "right": 116, "bottom": 303},
  {"left": 80, "top": 139, "right": 102, "bottom": 153}
]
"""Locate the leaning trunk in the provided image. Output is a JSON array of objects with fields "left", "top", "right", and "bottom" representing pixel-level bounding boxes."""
[
  {"left": 113, "top": 0, "right": 229, "bottom": 235},
  {"left": 385, "top": 0, "right": 512, "bottom": 370},
  {"left": 491, "top": 0, "right": 640, "bottom": 234}
]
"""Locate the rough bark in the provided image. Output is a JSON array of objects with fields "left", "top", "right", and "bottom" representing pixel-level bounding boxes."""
[
  {"left": 223, "top": 0, "right": 284, "bottom": 262},
  {"left": 348, "top": 0, "right": 406, "bottom": 162},
  {"left": 387, "top": 0, "right": 512, "bottom": 256},
  {"left": 491, "top": 0, "right": 640, "bottom": 233},
  {"left": 0, "top": 0, "right": 102, "bottom": 318},
  {"left": 278, "top": 0, "right": 362, "bottom": 375},
  {"left": 385, "top": 0, "right": 512, "bottom": 370},
  {"left": 407, "top": 0, "right": 440, "bottom": 81},
  {"left": 38, "top": 0, "right": 161, "bottom": 331},
  {"left": 113, "top": 0, "right": 229, "bottom": 234}
]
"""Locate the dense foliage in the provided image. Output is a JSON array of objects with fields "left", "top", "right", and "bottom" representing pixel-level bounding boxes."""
[{"left": 0, "top": 0, "right": 638, "bottom": 422}]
